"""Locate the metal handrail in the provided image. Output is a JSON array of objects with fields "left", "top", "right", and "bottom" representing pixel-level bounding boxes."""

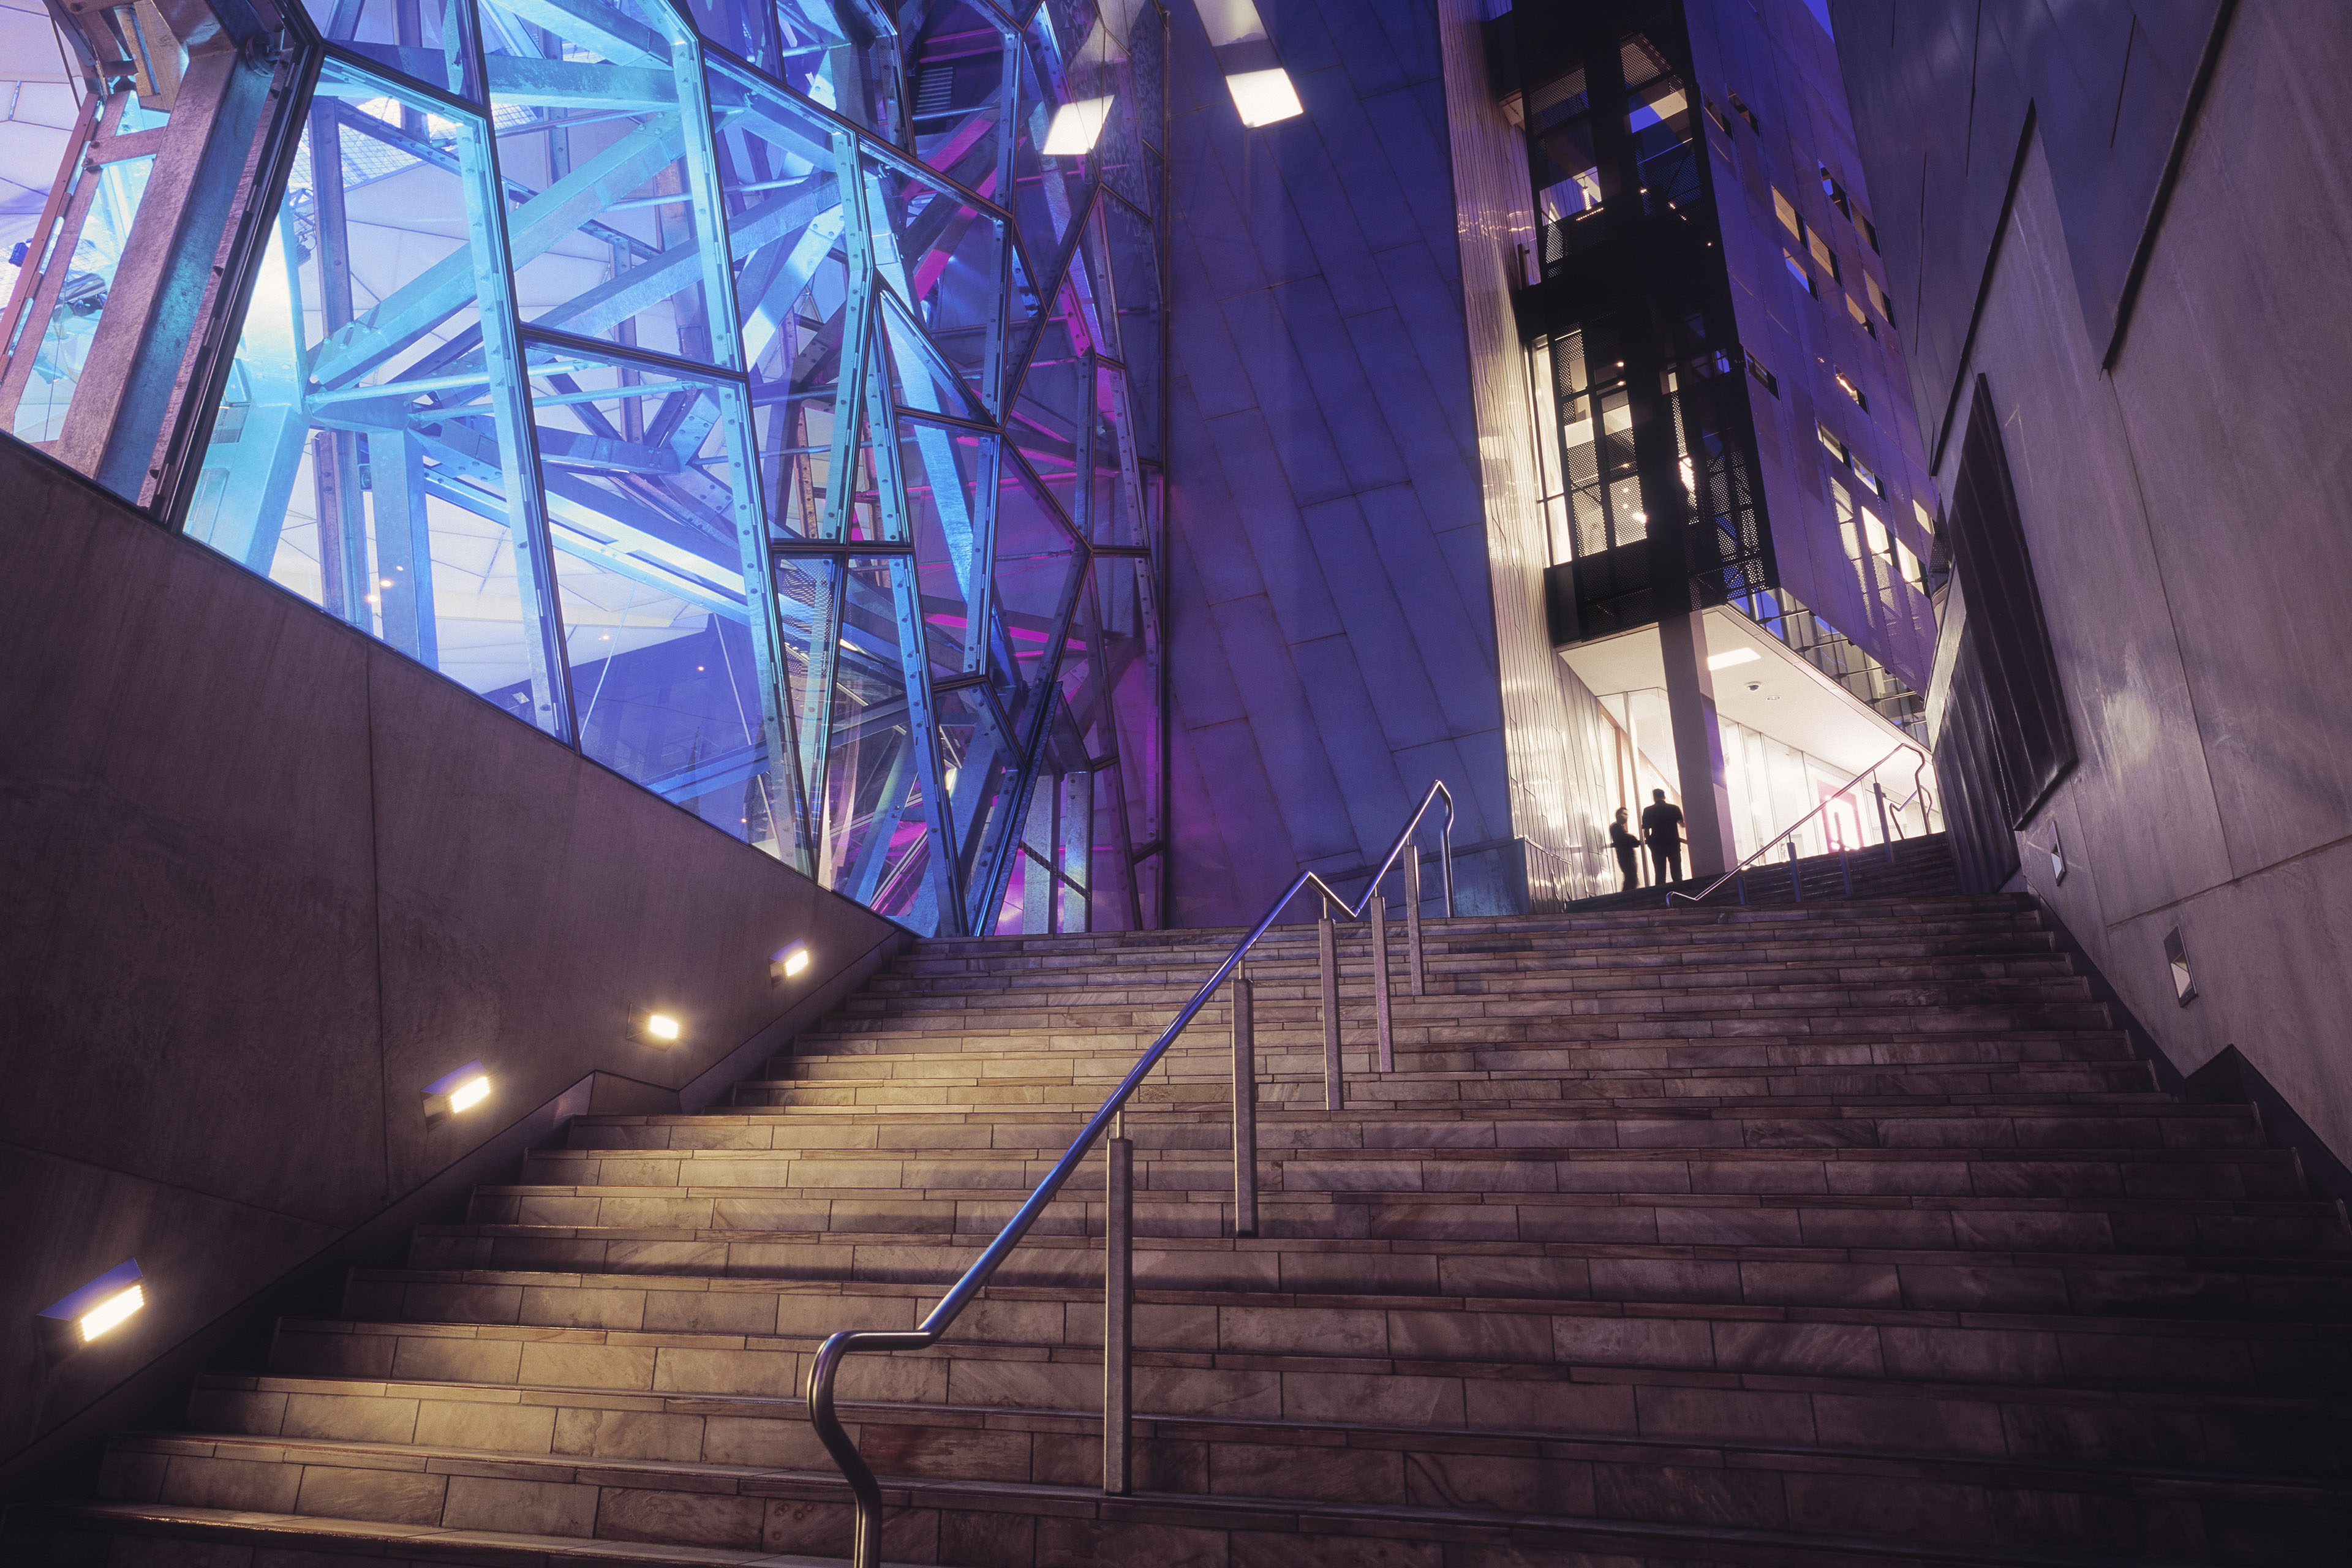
[
  {"left": 805, "top": 780, "right": 1457, "bottom": 1567},
  {"left": 1665, "top": 744, "right": 1928, "bottom": 907}
]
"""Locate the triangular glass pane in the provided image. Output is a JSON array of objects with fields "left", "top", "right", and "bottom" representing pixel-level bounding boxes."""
[
  {"left": 900, "top": 420, "right": 991, "bottom": 678},
  {"left": 821, "top": 556, "right": 937, "bottom": 929},
  {"left": 1068, "top": 198, "right": 1120, "bottom": 363},
  {"left": 869, "top": 153, "right": 1006, "bottom": 413},
  {"left": 1088, "top": 0, "right": 1150, "bottom": 216},
  {"left": 478, "top": 0, "right": 712, "bottom": 355},
  {"left": 905, "top": 3, "right": 1008, "bottom": 187},
  {"left": 1101, "top": 193, "right": 1160, "bottom": 461},
  {"left": 685, "top": 0, "right": 780, "bottom": 79},
  {"left": 1008, "top": 15, "right": 1098, "bottom": 286},
  {"left": 935, "top": 682, "right": 1019, "bottom": 926},
  {"left": 1008, "top": 309, "right": 1087, "bottom": 523},
  {"left": 775, "top": 0, "right": 903, "bottom": 137},
  {"left": 1089, "top": 361, "right": 1143, "bottom": 545},
  {"left": 990, "top": 454, "right": 1085, "bottom": 732},
  {"left": 1100, "top": 546, "right": 1161, "bottom": 848},
  {"left": 1001, "top": 239, "right": 1049, "bottom": 401},
  {"left": 300, "top": 0, "right": 481, "bottom": 102},
  {"left": 880, "top": 290, "right": 992, "bottom": 423}
]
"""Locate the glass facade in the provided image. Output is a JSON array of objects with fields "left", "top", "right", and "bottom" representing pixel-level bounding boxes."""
[{"left": 0, "top": 0, "right": 1169, "bottom": 937}]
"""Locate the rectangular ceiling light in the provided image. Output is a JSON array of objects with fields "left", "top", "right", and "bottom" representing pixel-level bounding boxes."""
[
  {"left": 1043, "top": 96, "right": 1115, "bottom": 154},
  {"left": 1706, "top": 647, "right": 1762, "bottom": 671},
  {"left": 1225, "top": 68, "right": 1303, "bottom": 126},
  {"left": 1194, "top": 0, "right": 1304, "bottom": 126}
]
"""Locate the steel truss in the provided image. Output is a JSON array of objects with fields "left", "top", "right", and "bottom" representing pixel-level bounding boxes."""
[{"left": 2, "top": 0, "right": 1167, "bottom": 937}]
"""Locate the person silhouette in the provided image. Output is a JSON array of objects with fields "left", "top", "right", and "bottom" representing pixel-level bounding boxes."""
[
  {"left": 1609, "top": 806, "right": 1642, "bottom": 892},
  {"left": 1640, "top": 788, "right": 1685, "bottom": 885}
]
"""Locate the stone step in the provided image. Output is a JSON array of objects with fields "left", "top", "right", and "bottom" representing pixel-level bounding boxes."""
[
  {"left": 388, "top": 1227, "right": 2352, "bottom": 1311},
  {"left": 858, "top": 952, "right": 2085, "bottom": 998},
  {"left": 840, "top": 969, "right": 2098, "bottom": 1012},
  {"left": 261, "top": 1303, "right": 2352, "bottom": 1436},
  {"left": 782, "top": 1030, "right": 2146, "bottom": 1073},
  {"left": 733, "top": 1062, "right": 2165, "bottom": 1110},
  {"left": 350, "top": 1229, "right": 2352, "bottom": 1332},
  {"left": 2, "top": 1501, "right": 885, "bottom": 1568},
  {"left": 801, "top": 993, "right": 2115, "bottom": 1040},
  {"left": 472, "top": 1146, "right": 2312, "bottom": 1234},
  {"left": 901, "top": 899, "right": 2041, "bottom": 960},
  {"left": 160, "top": 1373, "right": 2348, "bottom": 1562},
  {"left": 564, "top": 1101, "right": 2269, "bottom": 1155},
  {"left": 513, "top": 1139, "right": 2304, "bottom": 1193},
  {"left": 409, "top": 1189, "right": 2352, "bottom": 1276},
  {"left": 66, "top": 1430, "right": 2339, "bottom": 1568}
]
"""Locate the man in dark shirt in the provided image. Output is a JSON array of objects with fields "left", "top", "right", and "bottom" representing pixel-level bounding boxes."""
[
  {"left": 1640, "top": 789, "right": 1685, "bottom": 886},
  {"left": 1609, "top": 806, "right": 1641, "bottom": 891}
]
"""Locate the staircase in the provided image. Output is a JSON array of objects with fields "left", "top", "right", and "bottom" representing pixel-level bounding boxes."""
[
  {"left": 10, "top": 894, "right": 2351, "bottom": 1566},
  {"left": 1567, "top": 831, "right": 1962, "bottom": 914}
]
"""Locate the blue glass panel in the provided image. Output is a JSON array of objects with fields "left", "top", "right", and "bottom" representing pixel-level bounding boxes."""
[
  {"left": 903, "top": 2, "right": 1006, "bottom": 188},
  {"left": 303, "top": 0, "right": 482, "bottom": 102},
  {"left": 774, "top": 0, "right": 903, "bottom": 138},
  {"left": 1006, "top": 13, "right": 1095, "bottom": 295},
  {"left": 1101, "top": 191, "right": 1158, "bottom": 461},
  {"left": 682, "top": 0, "right": 779, "bottom": 78},
  {"left": 183, "top": 59, "right": 567, "bottom": 736},
  {"left": 478, "top": 0, "right": 718, "bottom": 356},
  {"left": 521, "top": 341, "right": 785, "bottom": 839}
]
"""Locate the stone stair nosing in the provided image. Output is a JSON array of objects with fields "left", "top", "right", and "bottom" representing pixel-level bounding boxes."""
[{"left": 16, "top": 889, "right": 2352, "bottom": 1568}]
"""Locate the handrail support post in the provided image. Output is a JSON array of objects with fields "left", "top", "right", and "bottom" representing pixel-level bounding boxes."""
[
  {"left": 1404, "top": 847, "right": 1425, "bottom": 997},
  {"left": 1231, "top": 975, "right": 1257, "bottom": 1238},
  {"left": 1841, "top": 846, "right": 1852, "bottom": 898},
  {"left": 1875, "top": 781, "right": 1893, "bottom": 862},
  {"left": 1104, "top": 1131, "right": 1132, "bottom": 1496},
  {"left": 1371, "top": 891, "right": 1394, "bottom": 1074},
  {"left": 1790, "top": 841, "right": 1802, "bottom": 903},
  {"left": 1319, "top": 900, "right": 1342, "bottom": 1110}
]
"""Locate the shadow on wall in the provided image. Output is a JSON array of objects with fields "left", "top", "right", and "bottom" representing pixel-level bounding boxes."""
[{"left": 0, "top": 439, "right": 904, "bottom": 1496}]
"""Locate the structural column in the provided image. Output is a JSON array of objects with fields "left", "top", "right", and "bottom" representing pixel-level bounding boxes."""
[{"left": 1657, "top": 609, "right": 1738, "bottom": 880}]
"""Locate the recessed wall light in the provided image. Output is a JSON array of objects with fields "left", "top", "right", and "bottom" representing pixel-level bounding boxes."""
[
  {"left": 772, "top": 941, "right": 812, "bottom": 986},
  {"left": 630, "top": 1010, "right": 683, "bottom": 1044},
  {"left": 423, "top": 1060, "right": 492, "bottom": 1122},
  {"left": 2163, "top": 927, "right": 2195, "bottom": 1006},
  {"left": 40, "top": 1259, "right": 146, "bottom": 1354}
]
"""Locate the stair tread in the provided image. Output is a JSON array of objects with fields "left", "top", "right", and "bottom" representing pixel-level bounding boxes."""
[
  {"left": 182, "top": 1372, "right": 2352, "bottom": 1489},
  {"left": 60, "top": 880, "right": 2352, "bottom": 1568}
]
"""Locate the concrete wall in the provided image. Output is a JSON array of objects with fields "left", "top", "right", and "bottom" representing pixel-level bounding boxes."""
[
  {"left": 1840, "top": 5, "right": 2352, "bottom": 1167},
  {"left": 1161, "top": 0, "right": 1523, "bottom": 924},
  {"left": 0, "top": 440, "right": 901, "bottom": 1475},
  {"left": 1692, "top": 0, "right": 1939, "bottom": 692}
]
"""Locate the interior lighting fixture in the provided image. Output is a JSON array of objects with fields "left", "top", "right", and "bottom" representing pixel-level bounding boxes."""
[
  {"left": 2163, "top": 929, "right": 2196, "bottom": 1006},
  {"left": 2049, "top": 823, "right": 2067, "bottom": 884},
  {"left": 1225, "top": 68, "right": 1302, "bottom": 126},
  {"left": 1195, "top": 0, "right": 1303, "bottom": 126},
  {"left": 772, "top": 941, "right": 813, "bottom": 986},
  {"left": 40, "top": 1260, "right": 146, "bottom": 1354},
  {"left": 1043, "top": 96, "right": 1115, "bottom": 154},
  {"left": 423, "top": 1060, "right": 492, "bottom": 1123},
  {"left": 631, "top": 1010, "right": 684, "bottom": 1044},
  {"left": 1706, "top": 648, "right": 1762, "bottom": 671}
]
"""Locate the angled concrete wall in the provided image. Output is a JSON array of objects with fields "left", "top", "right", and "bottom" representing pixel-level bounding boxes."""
[
  {"left": 1834, "top": 4, "right": 2352, "bottom": 1168},
  {"left": 0, "top": 441, "right": 900, "bottom": 1477},
  {"left": 1161, "top": 0, "right": 1523, "bottom": 923}
]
